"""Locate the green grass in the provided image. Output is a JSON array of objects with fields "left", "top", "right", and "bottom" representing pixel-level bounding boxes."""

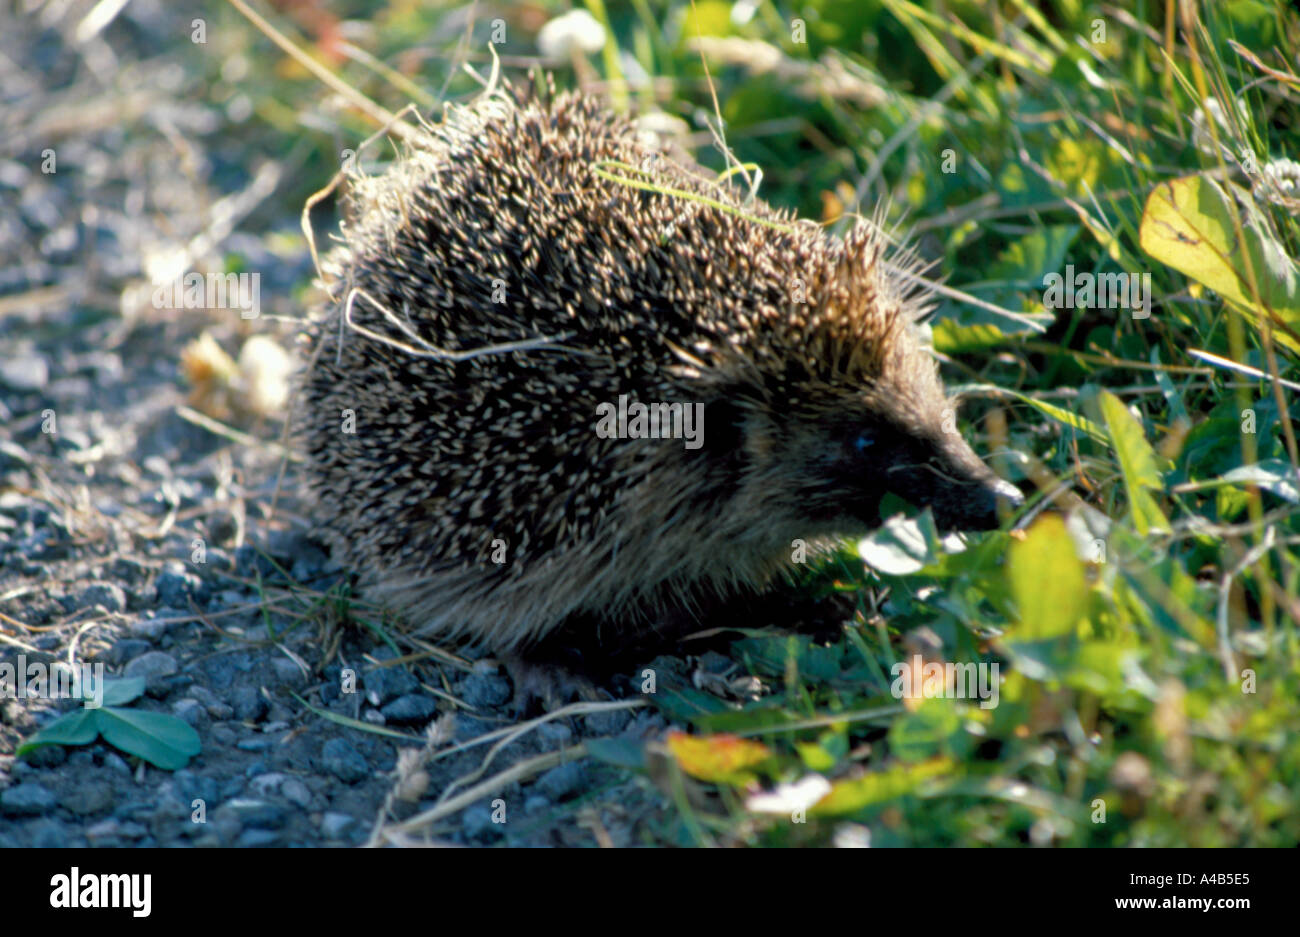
[{"left": 219, "top": 0, "right": 1300, "bottom": 846}]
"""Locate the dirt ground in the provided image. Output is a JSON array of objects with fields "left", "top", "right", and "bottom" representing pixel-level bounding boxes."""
[{"left": 0, "top": 1, "right": 703, "bottom": 848}]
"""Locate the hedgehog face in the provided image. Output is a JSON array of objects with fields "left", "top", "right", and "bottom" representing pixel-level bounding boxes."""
[
  {"left": 719, "top": 318, "right": 1021, "bottom": 538},
  {"left": 733, "top": 391, "right": 1020, "bottom": 538}
]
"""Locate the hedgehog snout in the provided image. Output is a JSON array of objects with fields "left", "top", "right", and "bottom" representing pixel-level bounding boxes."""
[{"left": 977, "top": 478, "right": 1025, "bottom": 527}]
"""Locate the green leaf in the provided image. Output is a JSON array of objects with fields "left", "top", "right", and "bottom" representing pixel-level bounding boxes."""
[
  {"left": 1099, "top": 390, "right": 1170, "bottom": 534},
  {"left": 16, "top": 709, "right": 99, "bottom": 755},
  {"left": 931, "top": 321, "right": 1012, "bottom": 354},
  {"left": 997, "top": 389, "right": 1109, "bottom": 445},
  {"left": 1139, "top": 175, "right": 1300, "bottom": 341},
  {"left": 810, "top": 758, "right": 952, "bottom": 816},
  {"left": 1007, "top": 514, "right": 1087, "bottom": 639},
  {"left": 585, "top": 737, "right": 647, "bottom": 772},
  {"left": 647, "top": 684, "right": 732, "bottom": 725},
  {"left": 96, "top": 708, "right": 202, "bottom": 771},
  {"left": 888, "top": 698, "right": 969, "bottom": 763},
  {"left": 990, "top": 224, "right": 1080, "bottom": 284},
  {"left": 100, "top": 676, "right": 146, "bottom": 707}
]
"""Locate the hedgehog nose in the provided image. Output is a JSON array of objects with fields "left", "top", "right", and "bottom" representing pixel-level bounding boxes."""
[
  {"left": 969, "top": 478, "right": 1023, "bottom": 528},
  {"left": 992, "top": 479, "right": 1024, "bottom": 510}
]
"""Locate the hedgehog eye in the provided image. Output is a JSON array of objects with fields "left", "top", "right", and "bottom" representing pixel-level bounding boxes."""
[{"left": 853, "top": 429, "right": 877, "bottom": 452}]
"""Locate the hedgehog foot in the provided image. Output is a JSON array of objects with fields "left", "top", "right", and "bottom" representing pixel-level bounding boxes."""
[{"left": 499, "top": 651, "right": 603, "bottom": 717}]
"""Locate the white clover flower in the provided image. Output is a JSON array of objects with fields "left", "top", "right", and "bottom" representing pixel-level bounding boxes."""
[
  {"left": 537, "top": 9, "right": 606, "bottom": 60},
  {"left": 1254, "top": 156, "right": 1300, "bottom": 207}
]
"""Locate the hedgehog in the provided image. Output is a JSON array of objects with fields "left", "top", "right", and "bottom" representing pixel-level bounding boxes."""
[{"left": 299, "top": 78, "right": 1022, "bottom": 686}]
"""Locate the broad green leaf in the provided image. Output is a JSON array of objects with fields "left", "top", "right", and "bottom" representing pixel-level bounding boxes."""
[
  {"left": 16, "top": 709, "right": 99, "bottom": 755},
  {"left": 1139, "top": 175, "right": 1300, "bottom": 337},
  {"left": 990, "top": 224, "right": 1080, "bottom": 284},
  {"left": 97, "top": 708, "right": 202, "bottom": 771},
  {"left": 1099, "top": 390, "right": 1171, "bottom": 534},
  {"left": 100, "top": 676, "right": 146, "bottom": 707},
  {"left": 647, "top": 684, "right": 732, "bottom": 724},
  {"left": 1007, "top": 514, "right": 1087, "bottom": 639},
  {"left": 810, "top": 758, "right": 952, "bottom": 816}
]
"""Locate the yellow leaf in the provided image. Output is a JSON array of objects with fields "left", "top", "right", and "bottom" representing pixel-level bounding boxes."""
[
  {"left": 665, "top": 731, "right": 770, "bottom": 785},
  {"left": 1139, "top": 175, "right": 1300, "bottom": 347}
]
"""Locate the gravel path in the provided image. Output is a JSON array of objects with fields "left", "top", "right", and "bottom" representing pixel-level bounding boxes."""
[{"left": 0, "top": 1, "right": 687, "bottom": 848}]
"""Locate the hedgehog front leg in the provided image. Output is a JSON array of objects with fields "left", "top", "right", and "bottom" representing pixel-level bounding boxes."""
[{"left": 497, "top": 649, "right": 603, "bottom": 716}]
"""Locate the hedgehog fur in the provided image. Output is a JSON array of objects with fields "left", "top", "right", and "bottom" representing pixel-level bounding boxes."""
[{"left": 299, "top": 78, "right": 1021, "bottom": 654}]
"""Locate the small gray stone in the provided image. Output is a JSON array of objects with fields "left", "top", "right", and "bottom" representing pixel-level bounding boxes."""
[
  {"left": 524, "top": 795, "right": 551, "bottom": 814},
  {"left": 231, "top": 686, "right": 267, "bottom": 722},
  {"left": 102, "top": 752, "right": 131, "bottom": 776},
  {"left": 458, "top": 672, "right": 512, "bottom": 709},
  {"left": 172, "top": 698, "right": 207, "bottom": 728},
  {"left": 271, "top": 657, "right": 307, "bottom": 689},
  {"left": 106, "top": 639, "right": 152, "bottom": 666},
  {"left": 128, "top": 613, "right": 172, "bottom": 642},
  {"left": 248, "top": 773, "right": 288, "bottom": 797},
  {"left": 221, "top": 798, "right": 287, "bottom": 829},
  {"left": 236, "top": 829, "right": 282, "bottom": 847},
  {"left": 363, "top": 665, "right": 417, "bottom": 705},
  {"left": 61, "top": 786, "right": 113, "bottom": 816},
  {"left": 172, "top": 770, "right": 219, "bottom": 809},
  {"left": 461, "top": 804, "right": 499, "bottom": 840},
  {"left": 321, "top": 738, "right": 369, "bottom": 784},
  {"left": 78, "top": 582, "right": 126, "bottom": 614},
  {"left": 280, "top": 778, "right": 312, "bottom": 809},
  {"left": 30, "top": 819, "right": 67, "bottom": 848},
  {"left": 0, "top": 351, "right": 48, "bottom": 391},
  {"left": 1, "top": 783, "right": 56, "bottom": 816},
  {"left": 123, "top": 650, "right": 179, "bottom": 695},
  {"left": 584, "top": 708, "right": 632, "bottom": 736},
  {"left": 117, "top": 821, "right": 148, "bottom": 839},
  {"left": 453, "top": 716, "right": 496, "bottom": 742},
  {"left": 155, "top": 565, "right": 200, "bottom": 607},
  {"left": 320, "top": 811, "right": 355, "bottom": 839},
  {"left": 67, "top": 751, "right": 94, "bottom": 769},
  {"left": 380, "top": 693, "right": 437, "bottom": 726},
  {"left": 86, "top": 819, "right": 123, "bottom": 844},
  {"left": 536, "top": 763, "right": 585, "bottom": 802}
]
